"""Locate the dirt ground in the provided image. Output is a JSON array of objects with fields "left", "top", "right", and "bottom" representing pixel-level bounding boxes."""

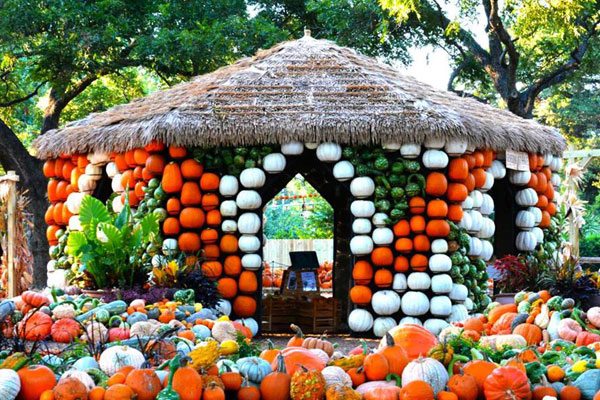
[{"left": 257, "top": 334, "right": 380, "bottom": 354}]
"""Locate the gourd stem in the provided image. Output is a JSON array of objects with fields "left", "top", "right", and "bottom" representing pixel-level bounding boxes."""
[
  {"left": 360, "top": 340, "right": 368, "bottom": 355},
  {"left": 447, "top": 355, "right": 470, "bottom": 376},
  {"left": 385, "top": 373, "right": 401, "bottom": 387}
]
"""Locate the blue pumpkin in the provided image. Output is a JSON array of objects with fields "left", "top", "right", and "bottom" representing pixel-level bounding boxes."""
[
  {"left": 191, "top": 325, "right": 211, "bottom": 340},
  {"left": 73, "top": 356, "right": 99, "bottom": 371},
  {"left": 127, "top": 312, "right": 148, "bottom": 325},
  {"left": 236, "top": 357, "right": 272, "bottom": 383}
]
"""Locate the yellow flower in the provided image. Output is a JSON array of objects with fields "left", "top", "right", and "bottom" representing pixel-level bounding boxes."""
[{"left": 571, "top": 359, "right": 588, "bottom": 373}]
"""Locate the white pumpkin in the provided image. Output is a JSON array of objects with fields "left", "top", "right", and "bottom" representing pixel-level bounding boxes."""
[
  {"left": 0, "top": 369, "right": 20, "bottom": 400},
  {"left": 373, "top": 317, "right": 396, "bottom": 337},
  {"left": 550, "top": 156, "right": 562, "bottom": 171},
  {"left": 431, "top": 239, "right": 448, "bottom": 254},
  {"left": 449, "top": 284, "right": 468, "bottom": 301},
  {"left": 531, "top": 227, "right": 544, "bottom": 244},
  {"left": 372, "top": 213, "right": 388, "bottom": 227},
  {"left": 400, "top": 317, "right": 423, "bottom": 325},
  {"left": 431, "top": 274, "right": 453, "bottom": 294},
  {"left": 80, "top": 174, "right": 97, "bottom": 193},
  {"left": 402, "top": 357, "right": 449, "bottom": 396},
  {"left": 216, "top": 299, "right": 232, "bottom": 316},
  {"left": 489, "top": 160, "right": 507, "bottom": 179},
  {"left": 66, "top": 192, "right": 85, "bottom": 214},
  {"left": 85, "top": 164, "right": 103, "bottom": 179},
  {"left": 516, "top": 210, "right": 535, "bottom": 230},
  {"left": 351, "top": 200, "right": 376, "bottom": 218},
  {"left": 480, "top": 194, "right": 495, "bottom": 215},
  {"left": 550, "top": 173, "right": 561, "bottom": 186},
  {"left": 383, "top": 142, "right": 401, "bottom": 151},
  {"left": 316, "top": 143, "right": 342, "bottom": 162},
  {"left": 407, "top": 272, "right": 431, "bottom": 290},
  {"left": 305, "top": 142, "right": 318, "bottom": 149},
  {"left": 461, "top": 195, "right": 474, "bottom": 211},
  {"left": 238, "top": 235, "right": 261, "bottom": 253},
  {"left": 401, "top": 291, "right": 429, "bottom": 316},
  {"left": 350, "top": 235, "right": 374, "bottom": 255},
  {"left": 99, "top": 346, "right": 145, "bottom": 375},
  {"left": 219, "top": 175, "right": 239, "bottom": 196},
  {"left": 516, "top": 188, "right": 538, "bottom": 206},
  {"left": 465, "top": 297, "right": 475, "bottom": 311},
  {"left": 60, "top": 370, "right": 95, "bottom": 391},
  {"left": 429, "top": 254, "right": 452, "bottom": 272},
  {"left": 263, "top": 153, "right": 286, "bottom": 173},
  {"left": 240, "top": 168, "right": 266, "bottom": 188},
  {"left": 458, "top": 211, "right": 472, "bottom": 231},
  {"left": 281, "top": 141, "right": 304, "bottom": 155},
  {"left": 332, "top": 161, "right": 354, "bottom": 181},
  {"left": 110, "top": 174, "right": 123, "bottom": 193},
  {"left": 468, "top": 210, "right": 483, "bottom": 233},
  {"left": 238, "top": 213, "right": 261, "bottom": 234},
  {"left": 241, "top": 254, "right": 262, "bottom": 270},
  {"left": 321, "top": 366, "right": 352, "bottom": 388},
  {"left": 477, "top": 218, "right": 495, "bottom": 239},
  {"left": 509, "top": 170, "right": 532, "bottom": 186},
  {"left": 87, "top": 152, "right": 110, "bottom": 165},
  {"left": 543, "top": 153, "right": 554, "bottom": 166},
  {"left": 470, "top": 190, "right": 483, "bottom": 209},
  {"left": 352, "top": 218, "right": 372, "bottom": 234},
  {"left": 220, "top": 200, "right": 238, "bottom": 217},
  {"left": 424, "top": 137, "right": 445, "bottom": 149},
  {"left": 68, "top": 215, "right": 83, "bottom": 231},
  {"left": 348, "top": 308, "right": 374, "bottom": 332},
  {"left": 221, "top": 220, "right": 238, "bottom": 233},
  {"left": 400, "top": 143, "right": 421, "bottom": 159},
  {"left": 350, "top": 177, "right": 375, "bottom": 198},
  {"left": 372, "top": 228, "right": 394, "bottom": 245},
  {"left": 162, "top": 238, "right": 178, "bottom": 255},
  {"left": 445, "top": 138, "right": 469, "bottom": 156},
  {"left": 527, "top": 206, "right": 542, "bottom": 225},
  {"left": 236, "top": 190, "right": 262, "bottom": 210},
  {"left": 480, "top": 240, "right": 494, "bottom": 261},
  {"left": 430, "top": 296, "right": 452, "bottom": 316},
  {"left": 422, "top": 149, "right": 449, "bottom": 169},
  {"left": 371, "top": 290, "right": 401, "bottom": 315},
  {"left": 516, "top": 231, "right": 537, "bottom": 251},
  {"left": 448, "top": 304, "right": 469, "bottom": 322},
  {"left": 480, "top": 172, "right": 495, "bottom": 192},
  {"left": 392, "top": 273, "right": 408, "bottom": 292},
  {"left": 468, "top": 236, "right": 483, "bottom": 257},
  {"left": 105, "top": 161, "right": 119, "bottom": 178},
  {"left": 424, "top": 319, "right": 450, "bottom": 336}
]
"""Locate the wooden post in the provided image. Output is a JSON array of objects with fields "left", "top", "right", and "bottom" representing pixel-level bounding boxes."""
[
  {"left": 3, "top": 171, "right": 19, "bottom": 297},
  {"left": 565, "top": 145, "right": 580, "bottom": 257}
]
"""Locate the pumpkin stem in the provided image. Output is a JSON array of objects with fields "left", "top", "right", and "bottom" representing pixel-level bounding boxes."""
[
  {"left": 385, "top": 332, "right": 396, "bottom": 347},
  {"left": 385, "top": 373, "right": 402, "bottom": 387},
  {"left": 275, "top": 353, "right": 287, "bottom": 373},
  {"left": 266, "top": 339, "right": 275, "bottom": 350},
  {"left": 290, "top": 324, "right": 303, "bottom": 338},
  {"left": 360, "top": 340, "right": 368, "bottom": 355},
  {"left": 447, "top": 354, "right": 470, "bottom": 376}
]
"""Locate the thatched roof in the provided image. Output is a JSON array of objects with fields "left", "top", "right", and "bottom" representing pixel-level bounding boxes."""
[{"left": 34, "top": 32, "right": 565, "bottom": 159}]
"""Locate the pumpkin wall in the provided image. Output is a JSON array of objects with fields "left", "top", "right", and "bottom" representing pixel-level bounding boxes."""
[{"left": 42, "top": 140, "right": 562, "bottom": 337}]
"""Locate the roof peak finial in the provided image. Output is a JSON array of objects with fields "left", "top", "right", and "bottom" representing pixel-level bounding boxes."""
[{"left": 304, "top": 27, "right": 311, "bottom": 38}]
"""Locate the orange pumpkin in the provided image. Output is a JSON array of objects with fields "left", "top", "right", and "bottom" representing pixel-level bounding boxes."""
[
  {"left": 17, "top": 365, "right": 57, "bottom": 400},
  {"left": 463, "top": 360, "right": 497, "bottom": 394},
  {"left": 217, "top": 277, "right": 238, "bottom": 299},
  {"left": 410, "top": 215, "right": 426, "bottom": 233},
  {"left": 179, "top": 207, "right": 205, "bottom": 229},
  {"left": 201, "top": 193, "right": 220, "bottom": 211},
  {"left": 448, "top": 158, "right": 469, "bottom": 181},
  {"left": 105, "top": 384, "right": 135, "bottom": 400},
  {"left": 162, "top": 217, "right": 181, "bottom": 236},
  {"left": 168, "top": 146, "right": 188, "bottom": 159},
  {"left": 426, "top": 172, "right": 448, "bottom": 197},
  {"left": 350, "top": 285, "right": 372, "bottom": 305},
  {"left": 353, "top": 261, "right": 373, "bottom": 284},
  {"left": 145, "top": 154, "right": 166, "bottom": 174},
  {"left": 410, "top": 254, "right": 428, "bottom": 271},
  {"left": 413, "top": 234, "right": 431, "bottom": 252},
  {"left": 224, "top": 255, "right": 242, "bottom": 276},
  {"left": 448, "top": 374, "right": 478, "bottom": 400},
  {"left": 409, "top": 197, "right": 426, "bottom": 214},
  {"left": 399, "top": 381, "right": 434, "bottom": 400},
  {"left": 180, "top": 182, "right": 202, "bottom": 206},
  {"left": 447, "top": 183, "right": 469, "bottom": 202},
  {"left": 144, "top": 140, "right": 165, "bottom": 153},
  {"left": 363, "top": 352, "right": 390, "bottom": 381},
  {"left": 43, "top": 160, "right": 56, "bottom": 178},
  {"left": 472, "top": 168, "right": 487, "bottom": 188},
  {"left": 447, "top": 204, "right": 464, "bottom": 222},
  {"left": 178, "top": 232, "right": 201, "bottom": 253},
  {"left": 394, "top": 256, "right": 410, "bottom": 272},
  {"left": 382, "top": 324, "right": 439, "bottom": 360},
  {"left": 513, "top": 323, "right": 542, "bottom": 345},
  {"left": 233, "top": 295, "right": 257, "bottom": 317},
  {"left": 162, "top": 162, "right": 184, "bottom": 193},
  {"left": 200, "top": 173, "right": 220, "bottom": 191},
  {"left": 427, "top": 199, "right": 448, "bottom": 218},
  {"left": 202, "top": 261, "right": 223, "bottom": 279},
  {"left": 53, "top": 377, "right": 87, "bottom": 400},
  {"left": 371, "top": 247, "right": 394, "bottom": 266},
  {"left": 239, "top": 271, "right": 258, "bottom": 293},
  {"left": 206, "top": 210, "right": 222, "bottom": 226},
  {"left": 200, "top": 228, "right": 219, "bottom": 244},
  {"left": 374, "top": 268, "right": 393, "bottom": 287},
  {"left": 426, "top": 220, "right": 450, "bottom": 237},
  {"left": 220, "top": 235, "right": 238, "bottom": 253},
  {"left": 166, "top": 197, "right": 181, "bottom": 215},
  {"left": 393, "top": 220, "right": 411, "bottom": 237}
]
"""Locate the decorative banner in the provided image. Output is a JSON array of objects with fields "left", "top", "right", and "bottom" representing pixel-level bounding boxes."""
[{"left": 505, "top": 149, "right": 530, "bottom": 171}]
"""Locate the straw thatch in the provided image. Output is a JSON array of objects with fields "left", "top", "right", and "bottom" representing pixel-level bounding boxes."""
[{"left": 34, "top": 33, "right": 565, "bottom": 159}]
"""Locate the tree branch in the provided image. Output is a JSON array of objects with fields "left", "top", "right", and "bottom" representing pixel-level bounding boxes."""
[
  {"left": 487, "top": 0, "right": 519, "bottom": 88},
  {"left": 0, "top": 82, "right": 46, "bottom": 108},
  {"left": 447, "top": 61, "right": 467, "bottom": 91}
]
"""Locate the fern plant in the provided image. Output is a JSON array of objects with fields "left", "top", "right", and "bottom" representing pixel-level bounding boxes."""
[{"left": 67, "top": 195, "right": 159, "bottom": 289}]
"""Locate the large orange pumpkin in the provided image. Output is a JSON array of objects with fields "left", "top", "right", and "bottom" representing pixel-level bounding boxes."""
[
  {"left": 426, "top": 172, "right": 448, "bottom": 197},
  {"left": 275, "top": 347, "right": 326, "bottom": 375},
  {"left": 448, "top": 158, "right": 469, "bottom": 181},
  {"left": 179, "top": 207, "right": 205, "bottom": 229},
  {"left": 224, "top": 255, "right": 242, "bottom": 277},
  {"left": 349, "top": 285, "right": 372, "bottom": 305},
  {"left": 233, "top": 296, "right": 257, "bottom": 317},
  {"left": 352, "top": 260, "right": 373, "bottom": 284},
  {"left": 171, "top": 367, "right": 202, "bottom": 400},
  {"left": 371, "top": 247, "right": 394, "bottom": 267},
  {"left": 20, "top": 311, "right": 53, "bottom": 341},
  {"left": 463, "top": 360, "right": 498, "bottom": 395},
  {"left": 162, "top": 162, "right": 184, "bottom": 193},
  {"left": 379, "top": 324, "right": 438, "bottom": 360},
  {"left": 200, "top": 173, "right": 220, "bottom": 191},
  {"left": 178, "top": 232, "right": 201, "bottom": 253},
  {"left": 180, "top": 159, "right": 204, "bottom": 180},
  {"left": 125, "top": 369, "right": 162, "bottom": 400},
  {"left": 17, "top": 365, "right": 57, "bottom": 400},
  {"left": 239, "top": 271, "right": 258, "bottom": 293},
  {"left": 181, "top": 182, "right": 202, "bottom": 206}
]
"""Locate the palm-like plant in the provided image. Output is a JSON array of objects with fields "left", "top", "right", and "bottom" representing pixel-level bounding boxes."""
[{"left": 67, "top": 195, "right": 159, "bottom": 289}]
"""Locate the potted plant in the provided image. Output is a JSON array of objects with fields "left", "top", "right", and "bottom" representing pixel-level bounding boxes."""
[
  {"left": 66, "top": 194, "right": 159, "bottom": 295},
  {"left": 544, "top": 255, "right": 600, "bottom": 310},
  {"left": 493, "top": 254, "right": 549, "bottom": 304}
]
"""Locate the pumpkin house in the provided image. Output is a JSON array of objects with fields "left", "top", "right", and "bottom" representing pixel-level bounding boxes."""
[{"left": 34, "top": 31, "right": 566, "bottom": 337}]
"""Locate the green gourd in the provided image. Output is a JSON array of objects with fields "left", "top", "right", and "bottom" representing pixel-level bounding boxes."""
[{"left": 157, "top": 355, "right": 181, "bottom": 400}]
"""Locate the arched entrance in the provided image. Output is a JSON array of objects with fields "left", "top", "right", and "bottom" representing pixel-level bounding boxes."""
[{"left": 253, "top": 151, "right": 353, "bottom": 333}]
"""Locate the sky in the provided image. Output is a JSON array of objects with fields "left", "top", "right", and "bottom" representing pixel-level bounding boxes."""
[{"left": 405, "top": 46, "right": 453, "bottom": 89}]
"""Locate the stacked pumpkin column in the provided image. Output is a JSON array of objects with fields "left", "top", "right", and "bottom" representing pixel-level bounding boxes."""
[{"left": 45, "top": 153, "right": 106, "bottom": 286}]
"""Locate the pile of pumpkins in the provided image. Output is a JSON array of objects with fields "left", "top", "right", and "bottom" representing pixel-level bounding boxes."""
[{"left": 2, "top": 317, "right": 600, "bottom": 400}]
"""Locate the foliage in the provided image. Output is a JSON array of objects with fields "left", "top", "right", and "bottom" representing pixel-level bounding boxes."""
[
  {"left": 580, "top": 233, "right": 600, "bottom": 258},
  {"left": 544, "top": 256, "right": 600, "bottom": 308},
  {"left": 66, "top": 195, "right": 160, "bottom": 289},
  {"left": 494, "top": 254, "right": 548, "bottom": 293},
  {"left": 101, "top": 286, "right": 174, "bottom": 305},
  {"left": 263, "top": 176, "right": 334, "bottom": 239},
  {"left": 228, "top": 332, "right": 262, "bottom": 361},
  {"left": 178, "top": 270, "right": 221, "bottom": 309}
]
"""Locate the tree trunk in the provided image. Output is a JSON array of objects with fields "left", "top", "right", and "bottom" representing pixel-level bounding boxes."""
[{"left": 0, "top": 119, "right": 49, "bottom": 288}]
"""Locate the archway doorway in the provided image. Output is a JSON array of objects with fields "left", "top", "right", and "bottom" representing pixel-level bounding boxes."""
[{"left": 262, "top": 174, "right": 334, "bottom": 295}]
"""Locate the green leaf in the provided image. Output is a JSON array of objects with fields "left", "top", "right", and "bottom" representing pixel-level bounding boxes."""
[
  {"left": 66, "top": 231, "right": 88, "bottom": 255},
  {"left": 97, "top": 222, "right": 123, "bottom": 252},
  {"left": 78, "top": 195, "right": 112, "bottom": 231}
]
